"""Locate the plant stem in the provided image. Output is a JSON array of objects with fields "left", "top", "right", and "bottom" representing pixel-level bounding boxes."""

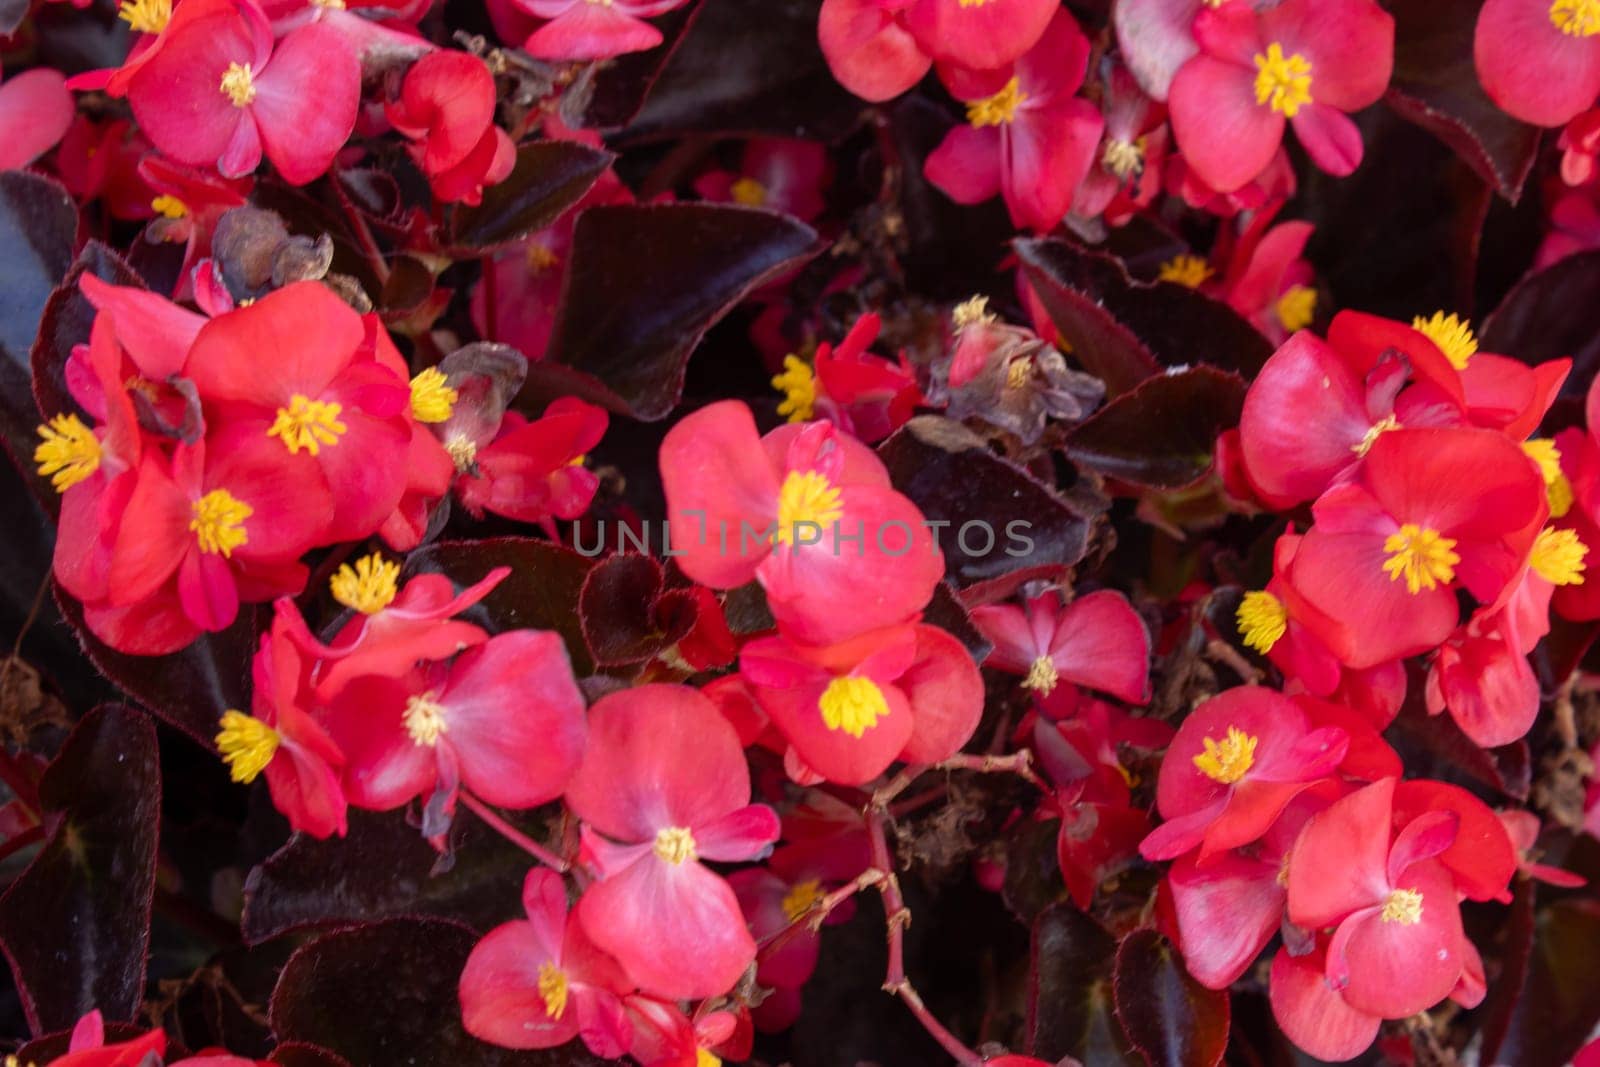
[{"left": 459, "top": 792, "right": 567, "bottom": 871}]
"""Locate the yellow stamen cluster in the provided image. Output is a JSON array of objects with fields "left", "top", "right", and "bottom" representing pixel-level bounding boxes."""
[
  {"left": 526, "top": 242, "right": 560, "bottom": 272},
  {"left": 409, "top": 367, "right": 458, "bottom": 423},
  {"left": 1101, "top": 138, "right": 1145, "bottom": 181},
  {"left": 151, "top": 194, "right": 188, "bottom": 219},
  {"left": 1193, "top": 726, "right": 1257, "bottom": 785},
  {"left": 1021, "top": 654, "right": 1059, "bottom": 694},
  {"left": 191, "top": 489, "right": 252, "bottom": 557},
  {"left": 1381, "top": 887, "right": 1424, "bottom": 925},
  {"left": 1253, "top": 43, "right": 1313, "bottom": 117},
  {"left": 267, "top": 393, "right": 347, "bottom": 455},
  {"left": 34, "top": 413, "right": 101, "bottom": 492},
  {"left": 952, "top": 295, "right": 995, "bottom": 329},
  {"left": 697, "top": 1052, "right": 722, "bottom": 1067},
  {"left": 1381, "top": 523, "right": 1459, "bottom": 594},
  {"left": 1551, "top": 0, "right": 1600, "bottom": 36},
  {"left": 1531, "top": 526, "right": 1588, "bottom": 586},
  {"left": 1275, "top": 285, "right": 1317, "bottom": 332},
  {"left": 1236, "top": 590, "right": 1287, "bottom": 654},
  {"left": 1412, "top": 311, "right": 1477, "bottom": 370},
  {"left": 967, "top": 76, "right": 1025, "bottom": 128},
  {"left": 1523, "top": 438, "right": 1573, "bottom": 518},
  {"left": 654, "top": 826, "right": 697, "bottom": 865},
  {"left": 403, "top": 693, "right": 448, "bottom": 747},
  {"left": 730, "top": 177, "right": 767, "bottom": 206},
  {"left": 780, "top": 878, "right": 825, "bottom": 922},
  {"left": 117, "top": 0, "right": 169, "bottom": 32},
  {"left": 1158, "top": 254, "right": 1212, "bottom": 288},
  {"left": 1353, "top": 414, "right": 1400, "bottom": 458},
  {"left": 537, "top": 961, "right": 569, "bottom": 1020},
  {"left": 775, "top": 470, "right": 843, "bottom": 545},
  {"left": 220, "top": 62, "right": 256, "bottom": 107},
  {"left": 771, "top": 354, "right": 816, "bottom": 423},
  {"left": 445, "top": 435, "right": 477, "bottom": 471},
  {"left": 216, "top": 710, "right": 279, "bottom": 784},
  {"left": 330, "top": 553, "right": 400, "bottom": 614},
  {"left": 818, "top": 676, "right": 889, "bottom": 738}
]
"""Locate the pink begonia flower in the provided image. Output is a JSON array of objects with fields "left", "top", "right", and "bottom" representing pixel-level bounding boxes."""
[
  {"left": 125, "top": 0, "right": 360, "bottom": 184},
  {"left": 1476, "top": 0, "right": 1600, "bottom": 127},
  {"left": 923, "top": 8, "right": 1105, "bottom": 233},
  {"left": 969, "top": 589, "right": 1151, "bottom": 705},
  {"left": 565, "top": 684, "right": 780, "bottom": 1000},
  {"left": 516, "top": 0, "right": 688, "bottom": 61},
  {"left": 901, "top": 0, "right": 1056, "bottom": 72},
  {"left": 459, "top": 868, "right": 633, "bottom": 1056},
  {"left": 1167, "top": 0, "right": 1393, "bottom": 192},
  {"left": 0, "top": 69, "right": 74, "bottom": 170},
  {"left": 817, "top": 0, "right": 931, "bottom": 103},
  {"left": 694, "top": 138, "right": 831, "bottom": 223}
]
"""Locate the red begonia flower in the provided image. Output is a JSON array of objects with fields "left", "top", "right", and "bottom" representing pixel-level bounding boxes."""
[
  {"left": 1219, "top": 217, "right": 1316, "bottom": 343},
  {"left": 516, "top": 0, "right": 686, "bottom": 60},
  {"left": 1284, "top": 427, "right": 1546, "bottom": 669},
  {"left": 459, "top": 867, "right": 633, "bottom": 1056},
  {"left": 386, "top": 50, "right": 513, "bottom": 205},
  {"left": 126, "top": 0, "right": 359, "bottom": 184},
  {"left": 902, "top": 0, "right": 1056, "bottom": 72},
  {"left": 47, "top": 1011, "right": 168, "bottom": 1067},
  {"left": 1167, "top": 0, "right": 1393, "bottom": 192},
  {"left": 1425, "top": 608, "right": 1541, "bottom": 747},
  {"left": 454, "top": 397, "right": 608, "bottom": 533},
  {"left": 1391, "top": 779, "right": 1518, "bottom": 903},
  {"left": 816, "top": 0, "right": 930, "bottom": 103},
  {"left": 1140, "top": 686, "right": 1348, "bottom": 862},
  {"left": 138, "top": 155, "right": 252, "bottom": 298},
  {"left": 923, "top": 9, "right": 1105, "bottom": 233},
  {"left": 1500, "top": 809, "right": 1588, "bottom": 887},
  {"left": 1054, "top": 796, "right": 1150, "bottom": 910},
  {"left": 0, "top": 68, "right": 74, "bottom": 170},
  {"left": 1285, "top": 777, "right": 1470, "bottom": 1020},
  {"left": 694, "top": 138, "right": 831, "bottom": 222},
  {"left": 970, "top": 588, "right": 1151, "bottom": 705},
  {"left": 565, "top": 684, "right": 780, "bottom": 1000},
  {"left": 1073, "top": 61, "right": 1167, "bottom": 223},
  {"left": 1268, "top": 942, "right": 1381, "bottom": 1062},
  {"left": 801, "top": 314, "right": 923, "bottom": 444},
  {"left": 1475, "top": 0, "right": 1600, "bottom": 127},
  {"left": 660, "top": 401, "right": 943, "bottom": 646},
  {"left": 324, "top": 629, "right": 586, "bottom": 815},
  {"left": 185, "top": 281, "right": 413, "bottom": 543}
]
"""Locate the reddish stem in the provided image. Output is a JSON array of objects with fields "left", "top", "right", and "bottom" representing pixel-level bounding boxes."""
[
  {"left": 460, "top": 792, "right": 568, "bottom": 872},
  {"left": 0, "top": 824, "right": 44, "bottom": 867}
]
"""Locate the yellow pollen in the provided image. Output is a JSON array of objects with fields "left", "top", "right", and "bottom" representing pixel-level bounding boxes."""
[
  {"left": 150, "top": 194, "right": 188, "bottom": 219},
  {"left": 1236, "top": 590, "right": 1287, "bottom": 654},
  {"left": 775, "top": 469, "right": 844, "bottom": 545},
  {"left": 772, "top": 354, "right": 816, "bottom": 423},
  {"left": 191, "top": 489, "right": 251, "bottom": 557},
  {"left": 34, "top": 413, "right": 101, "bottom": 492},
  {"left": 1276, "top": 285, "right": 1317, "bottom": 332},
  {"left": 967, "top": 76, "right": 1025, "bottom": 128},
  {"left": 117, "top": 0, "right": 169, "bottom": 32},
  {"left": 1552, "top": 0, "right": 1600, "bottom": 35},
  {"left": 216, "top": 710, "right": 279, "bottom": 784},
  {"left": 409, "top": 367, "right": 458, "bottom": 423},
  {"left": 1101, "top": 137, "right": 1145, "bottom": 181},
  {"left": 1352, "top": 414, "right": 1400, "bottom": 457},
  {"left": 1382, "top": 523, "right": 1459, "bottom": 594},
  {"left": 403, "top": 693, "right": 448, "bottom": 747},
  {"left": 1021, "top": 654, "right": 1058, "bottom": 694},
  {"left": 780, "top": 878, "right": 825, "bottom": 922},
  {"left": 818, "top": 675, "right": 889, "bottom": 738},
  {"left": 1411, "top": 311, "right": 1477, "bottom": 370},
  {"left": 312, "top": 0, "right": 346, "bottom": 8},
  {"left": 220, "top": 62, "right": 256, "bottom": 107},
  {"left": 654, "top": 826, "right": 697, "bottom": 865},
  {"left": 1532, "top": 526, "right": 1588, "bottom": 585},
  {"left": 1524, "top": 438, "right": 1573, "bottom": 518},
  {"left": 1253, "top": 43, "right": 1313, "bottom": 117},
  {"left": 1381, "top": 887, "right": 1424, "bottom": 925},
  {"left": 525, "top": 242, "right": 560, "bottom": 272},
  {"left": 445, "top": 435, "right": 477, "bottom": 471},
  {"left": 730, "top": 177, "right": 767, "bottom": 206},
  {"left": 952, "top": 294, "right": 995, "bottom": 328},
  {"left": 957, "top": 0, "right": 990, "bottom": 6},
  {"left": 330, "top": 553, "right": 400, "bottom": 614},
  {"left": 1158, "top": 254, "right": 1212, "bottom": 288},
  {"left": 1193, "top": 725, "right": 1257, "bottom": 785},
  {"left": 1006, "top": 357, "right": 1033, "bottom": 390},
  {"left": 267, "top": 394, "right": 347, "bottom": 456},
  {"left": 537, "top": 961, "right": 569, "bottom": 1020},
  {"left": 697, "top": 1053, "right": 722, "bottom": 1067}
]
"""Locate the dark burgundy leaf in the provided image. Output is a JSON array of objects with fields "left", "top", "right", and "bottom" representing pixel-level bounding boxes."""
[
  {"left": 1028, "top": 902, "right": 1137, "bottom": 1064},
  {"left": 572, "top": 5, "right": 697, "bottom": 130},
  {"left": 578, "top": 553, "right": 695, "bottom": 668},
  {"left": 0, "top": 0, "right": 26, "bottom": 34},
  {"left": 1384, "top": 689, "right": 1531, "bottom": 801},
  {"left": 1112, "top": 929, "right": 1229, "bottom": 1067},
  {"left": 271, "top": 1043, "right": 355, "bottom": 1067},
  {"left": 1477, "top": 876, "right": 1538, "bottom": 1065},
  {"left": 1015, "top": 238, "right": 1273, "bottom": 396},
  {"left": 270, "top": 918, "right": 613, "bottom": 1066},
  {"left": 1063, "top": 367, "right": 1248, "bottom": 489},
  {"left": 878, "top": 415, "right": 1098, "bottom": 590},
  {"left": 1481, "top": 898, "right": 1600, "bottom": 1065},
  {"left": 241, "top": 808, "right": 534, "bottom": 944},
  {"left": 403, "top": 537, "right": 596, "bottom": 676},
  {"left": 0, "top": 706, "right": 159, "bottom": 1034},
  {"left": 1481, "top": 250, "right": 1600, "bottom": 397},
  {"left": 1385, "top": 0, "right": 1540, "bottom": 203},
  {"left": 53, "top": 587, "right": 260, "bottom": 748},
  {"left": 30, "top": 241, "right": 145, "bottom": 428},
  {"left": 923, "top": 581, "right": 991, "bottom": 664},
  {"left": 447, "top": 141, "right": 615, "bottom": 253},
  {"left": 1002, "top": 817, "right": 1065, "bottom": 925},
  {"left": 533, "top": 203, "right": 821, "bottom": 420},
  {"left": 617, "top": 0, "right": 863, "bottom": 142}
]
